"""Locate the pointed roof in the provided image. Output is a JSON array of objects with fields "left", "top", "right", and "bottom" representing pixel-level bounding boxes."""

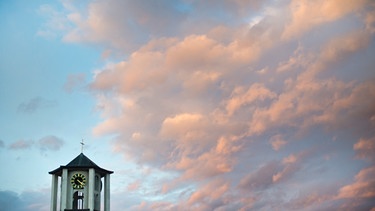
[
  {"left": 49, "top": 153, "right": 113, "bottom": 177},
  {"left": 66, "top": 153, "right": 99, "bottom": 167}
]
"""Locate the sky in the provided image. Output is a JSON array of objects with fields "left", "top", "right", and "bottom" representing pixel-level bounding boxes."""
[{"left": 0, "top": 0, "right": 375, "bottom": 210}]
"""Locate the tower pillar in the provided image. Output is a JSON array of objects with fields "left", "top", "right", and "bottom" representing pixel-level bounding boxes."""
[
  {"left": 61, "top": 168, "right": 68, "bottom": 210},
  {"left": 50, "top": 174, "right": 58, "bottom": 211},
  {"left": 104, "top": 174, "right": 111, "bottom": 211},
  {"left": 88, "top": 168, "right": 95, "bottom": 210}
]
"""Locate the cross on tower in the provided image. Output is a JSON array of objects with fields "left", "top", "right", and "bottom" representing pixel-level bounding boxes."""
[{"left": 80, "top": 139, "right": 85, "bottom": 153}]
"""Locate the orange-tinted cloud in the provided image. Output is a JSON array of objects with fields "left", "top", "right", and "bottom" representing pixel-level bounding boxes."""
[
  {"left": 282, "top": 0, "right": 368, "bottom": 40},
  {"left": 354, "top": 136, "right": 375, "bottom": 162},
  {"left": 44, "top": 0, "right": 375, "bottom": 209},
  {"left": 337, "top": 166, "right": 375, "bottom": 199}
]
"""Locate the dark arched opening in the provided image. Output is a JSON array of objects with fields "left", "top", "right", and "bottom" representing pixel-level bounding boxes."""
[{"left": 73, "top": 191, "right": 84, "bottom": 209}]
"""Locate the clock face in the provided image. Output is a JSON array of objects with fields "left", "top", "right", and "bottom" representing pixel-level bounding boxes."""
[{"left": 71, "top": 173, "right": 86, "bottom": 189}]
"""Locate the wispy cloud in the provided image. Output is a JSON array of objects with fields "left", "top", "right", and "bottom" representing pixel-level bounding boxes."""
[
  {"left": 63, "top": 73, "right": 86, "bottom": 93},
  {"left": 17, "top": 97, "right": 57, "bottom": 114},
  {"left": 8, "top": 136, "right": 64, "bottom": 152},
  {"left": 36, "top": 4, "right": 72, "bottom": 39},
  {"left": 38, "top": 135, "right": 64, "bottom": 151},
  {"left": 9, "top": 140, "right": 34, "bottom": 150}
]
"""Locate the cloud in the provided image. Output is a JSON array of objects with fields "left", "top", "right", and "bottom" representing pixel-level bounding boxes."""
[
  {"left": 0, "top": 139, "right": 5, "bottom": 148},
  {"left": 60, "top": 0, "right": 189, "bottom": 52},
  {"left": 40, "top": 0, "right": 375, "bottom": 209},
  {"left": 225, "top": 83, "right": 276, "bottom": 116},
  {"left": 64, "top": 73, "right": 86, "bottom": 93},
  {"left": 37, "top": 4, "right": 72, "bottom": 39},
  {"left": 282, "top": 0, "right": 368, "bottom": 40},
  {"left": 272, "top": 151, "right": 310, "bottom": 183},
  {"left": 160, "top": 113, "right": 217, "bottom": 154},
  {"left": 337, "top": 166, "right": 375, "bottom": 199},
  {"left": 17, "top": 97, "right": 57, "bottom": 114},
  {"left": 0, "top": 190, "right": 49, "bottom": 211},
  {"left": 239, "top": 161, "right": 280, "bottom": 190},
  {"left": 127, "top": 180, "right": 141, "bottom": 192},
  {"left": 0, "top": 191, "right": 26, "bottom": 211},
  {"left": 354, "top": 136, "right": 375, "bottom": 162},
  {"left": 186, "top": 178, "right": 230, "bottom": 209},
  {"left": 239, "top": 150, "right": 312, "bottom": 191},
  {"left": 8, "top": 136, "right": 64, "bottom": 151},
  {"left": 247, "top": 29, "right": 375, "bottom": 135},
  {"left": 38, "top": 135, "right": 65, "bottom": 151},
  {"left": 269, "top": 134, "right": 287, "bottom": 151},
  {"left": 335, "top": 166, "right": 375, "bottom": 210},
  {"left": 9, "top": 140, "right": 34, "bottom": 150},
  {"left": 128, "top": 201, "right": 175, "bottom": 211}
]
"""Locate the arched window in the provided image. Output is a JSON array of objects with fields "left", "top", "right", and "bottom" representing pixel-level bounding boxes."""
[{"left": 73, "top": 191, "right": 84, "bottom": 209}]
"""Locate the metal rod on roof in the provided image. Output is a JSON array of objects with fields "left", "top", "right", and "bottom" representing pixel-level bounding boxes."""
[{"left": 80, "top": 139, "right": 85, "bottom": 153}]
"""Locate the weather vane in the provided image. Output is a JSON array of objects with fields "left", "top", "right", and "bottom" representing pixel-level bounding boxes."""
[{"left": 80, "top": 139, "right": 85, "bottom": 153}]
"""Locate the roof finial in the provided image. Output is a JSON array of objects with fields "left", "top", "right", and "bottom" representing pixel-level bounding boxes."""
[{"left": 80, "top": 139, "right": 85, "bottom": 153}]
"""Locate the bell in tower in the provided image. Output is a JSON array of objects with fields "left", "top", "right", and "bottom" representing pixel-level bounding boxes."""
[{"left": 49, "top": 152, "right": 113, "bottom": 211}]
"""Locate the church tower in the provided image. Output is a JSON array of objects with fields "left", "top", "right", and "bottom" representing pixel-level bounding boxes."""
[{"left": 49, "top": 153, "right": 113, "bottom": 211}]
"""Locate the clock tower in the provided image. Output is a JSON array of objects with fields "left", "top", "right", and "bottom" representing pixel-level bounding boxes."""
[{"left": 49, "top": 153, "right": 113, "bottom": 211}]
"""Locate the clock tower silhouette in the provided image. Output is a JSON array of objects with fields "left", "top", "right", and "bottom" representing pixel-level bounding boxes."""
[{"left": 49, "top": 152, "right": 113, "bottom": 211}]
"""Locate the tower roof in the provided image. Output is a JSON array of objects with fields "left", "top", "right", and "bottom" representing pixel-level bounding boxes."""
[{"left": 49, "top": 153, "right": 113, "bottom": 177}]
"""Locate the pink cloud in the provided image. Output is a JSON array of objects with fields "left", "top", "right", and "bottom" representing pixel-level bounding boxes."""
[
  {"left": 239, "top": 161, "right": 280, "bottom": 190},
  {"left": 225, "top": 83, "right": 276, "bottom": 116},
  {"left": 61, "top": 0, "right": 188, "bottom": 52},
  {"left": 282, "top": 0, "right": 367, "bottom": 40},
  {"left": 273, "top": 150, "right": 312, "bottom": 183},
  {"left": 187, "top": 178, "right": 229, "bottom": 206},
  {"left": 44, "top": 0, "right": 375, "bottom": 209},
  {"left": 337, "top": 165, "right": 375, "bottom": 199},
  {"left": 164, "top": 146, "right": 235, "bottom": 183},
  {"left": 269, "top": 134, "right": 288, "bottom": 151},
  {"left": 354, "top": 136, "right": 375, "bottom": 162},
  {"left": 127, "top": 180, "right": 141, "bottom": 192}
]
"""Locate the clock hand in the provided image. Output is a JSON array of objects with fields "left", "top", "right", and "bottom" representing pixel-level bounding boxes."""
[{"left": 77, "top": 180, "right": 84, "bottom": 185}]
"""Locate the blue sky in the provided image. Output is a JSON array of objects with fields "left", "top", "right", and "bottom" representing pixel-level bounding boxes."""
[{"left": 1, "top": 0, "right": 375, "bottom": 210}]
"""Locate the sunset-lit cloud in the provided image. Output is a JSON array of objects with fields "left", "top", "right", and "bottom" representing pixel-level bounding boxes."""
[
  {"left": 1, "top": 0, "right": 375, "bottom": 210},
  {"left": 282, "top": 0, "right": 368, "bottom": 40},
  {"left": 83, "top": 0, "right": 375, "bottom": 209},
  {"left": 354, "top": 136, "right": 375, "bottom": 162}
]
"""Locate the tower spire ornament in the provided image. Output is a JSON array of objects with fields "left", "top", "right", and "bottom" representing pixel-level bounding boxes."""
[{"left": 80, "top": 139, "right": 85, "bottom": 153}]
